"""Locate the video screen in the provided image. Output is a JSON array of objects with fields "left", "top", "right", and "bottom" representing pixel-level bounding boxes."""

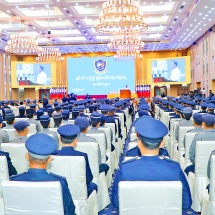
[
  {"left": 67, "top": 57, "right": 135, "bottom": 95},
  {"left": 16, "top": 63, "right": 51, "bottom": 86},
  {"left": 151, "top": 58, "right": 186, "bottom": 83}
]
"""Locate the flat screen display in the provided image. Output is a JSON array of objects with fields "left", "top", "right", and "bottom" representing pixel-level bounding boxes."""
[
  {"left": 16, "top": 63, "right": 51, "bottom": 85},
  {"left": 147, "top": 56, "right": 191, "bottom": 85},
  {"left": 67, "top": 57, "right": 135, "bottom": 95}
]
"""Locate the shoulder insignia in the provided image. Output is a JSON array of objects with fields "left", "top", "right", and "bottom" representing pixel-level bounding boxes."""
[
  {"left": 159, "top": 156, "right": 164, "bottom": 159},
  {"left": 122, "top": 157, "right": 139, "bottom": 164},
  {"left": 10, "top": 172, "right": 27, "bottom": 179}
]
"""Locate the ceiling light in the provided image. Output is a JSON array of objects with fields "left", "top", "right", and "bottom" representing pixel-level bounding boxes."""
[
  {"left": 36, "top": 47, "right": 64, "bottom": 62},
  {"left": 95, "top": 0, "right": 148, "bottom": 34}
]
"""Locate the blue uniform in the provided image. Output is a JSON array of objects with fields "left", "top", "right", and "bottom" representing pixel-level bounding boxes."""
[
  {"left": 0, "top": 150, "right": 17, "bottom": 176},
  {"left": 10, "top": 168, "right": 75, "bottom": 215},
  {"left": 53, "top": 146, "right": 97, "bottom": 196},
  {"left": 126, "top": 146, "right": 169, "bottom": 157},
  {"left": 112, "top": 156, "right": 192, "bottom": 210}
]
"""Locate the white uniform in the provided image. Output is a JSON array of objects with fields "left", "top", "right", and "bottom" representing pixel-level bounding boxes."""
[
  {"left": 170, "top": 67, "right": 181, "bottom": 82},
  {"left": 37, "top": 71, "right": 47, "bottom": 85}
]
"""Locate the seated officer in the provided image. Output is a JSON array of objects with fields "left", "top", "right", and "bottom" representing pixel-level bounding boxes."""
[
  {"left": 175, "top": 107, "right": 193, "bottom": 142},
  {"left": 75, "top": 117, "right": 109, "bottom": 175},
  {"left": 39, "top": 115, "right": 59, "bottom": 148},
  {"left": 4, "top": 113, "right": 16, "bottom": 129},
  {"left": 26, "top": 108, "right": 41, "bottom": 132},
  {"left": 198, "top": 102, "right": 208, "bottom": 113},
  {"left": 0, "top": 115, "right": 9, "bottom": 143},
  {"left": 53, "top": 124, "right": 98, "bottom": 197},
  {"left": 185, "top": 114, "right": 215, "bottom": 175},
  {"left": 9, "top": 121, "right": 30, "bottom": 143},
  {"left": 16, "top": 106, "right": 27, "bottom": 118},
  {"left": 61, "top": 110, "right": 70, "bottom": 125},
  {"left": 112, "top": 117, "right": 194, "bottom": 214},
  {"left": 207, "top": 103, "right": 215, "bottom": 115},
  {"left": 10, "top": 133, "right": 76, "bottom": 215}
]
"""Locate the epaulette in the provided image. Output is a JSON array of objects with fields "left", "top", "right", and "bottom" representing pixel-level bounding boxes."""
[
  {"left": 49, "top": 172, "right": 66, "bottom": 180},
  {"left": 122, "top": 156, "right": 139, "bottom": 164},
  {"left": 10, "top": 172, "right": 27, "bottom": 179}
]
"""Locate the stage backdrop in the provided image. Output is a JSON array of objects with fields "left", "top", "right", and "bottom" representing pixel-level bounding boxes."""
[{"left": 67, "top": 57, "right": 135, "bottom": 95}]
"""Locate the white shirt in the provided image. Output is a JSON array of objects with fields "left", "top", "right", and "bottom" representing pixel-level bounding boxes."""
[
  {"left": 170, "top": 67, "right": 181, "bottom": 82},
  {"left": 202, "top": 89, "right": 206, "bottom": 94},
  {"left": 37, "top": 71, "right": 47, "bottom": 85}
]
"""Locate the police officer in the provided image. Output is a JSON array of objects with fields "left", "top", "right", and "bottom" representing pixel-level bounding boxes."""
[
  {"left": 54, "top": 124, "right": 98, "bottom": 197},
  {"left": 10, "top": 133, "right": 76, "bottom": 215},
  {"left": 207, "top": 103, "right": 215, "bottom": 115},
  {"left": 61, "top": 110, "right": 70, "bottom": 125},
  {"left": 175, "top": 107, "right": 193, "bottom": 142},
  {"left": 185, "top": 114, "right": 215, "bottom": 175},
  {"left": 39, "top": 115, "right": 59, "bottom": 148},
  {"left": 26, "top": 108, "right": 41, "bottom": 132},
  {"left": 74, "top": 117, "right": 109, "bottom": 175},
  {"left": 9, "top": 121, "right": 30, "bottom": 143},
  {"left": 112, "top": 117, "right": 193, "bottom": 213},
  {"left": 0, "top": 115, "right": 9, "bottom": 143}
]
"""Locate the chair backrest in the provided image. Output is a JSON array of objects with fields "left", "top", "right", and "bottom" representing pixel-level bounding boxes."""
[
  {"left": 2, "top": 181, "right": 64, "bottom": 215},
  {"left": 2, "top": 129, "right": 17, "bottom": 142},
  {"left": 119, "top": 181, "right": 182, "bottom": 215},
  {"left": 47, "top": 156, "right": 87, "bottom": 200},
  {"left": 127, "top": 141, "right": 137, "bottom": 150},
  {"left": 170, "top": 118, "right": 181, "bottom": 143},
  {"left": 184, "top": 132, "right": 197, "bottom": 167},
  {"left": 75, "top": 142, "right": 99, "bottom": 179},
  {"left": 27, "top": 133, "right": 53, "bottom": 138},
  {"left": 105, "top": 123, "right": 116, "bottom": 144},
  {"left": 0, "top": 156, "right": 9, "bottom": 198},
  {"left": 195, "top": 141, "right": 215, "bottom": 177},
  {"left": 1, "top": 143, "right": 29, "bottom": 174},
  {"left": 98, "top": 127, "right": 111, "bottom": 155},
  {"left": 178, "top": 126, "right": 194, "bottom": 151},
  {"left": 86, "top": 133, "right": 106, "bottom": 163},
  {"left": 114, "top": 119, "right": 119, "bottom": 139},
  {"left": 130, "top": 133, "right": 136, "bottom": 142},
  {"left": 210, "top": 155, "right": 215, "bottom": 201},
  {"left": 28, "top": 124, "right": 37, "bottom": 134},
  {"left": 116, "top": 112, "right": 124, "bottom": 129},
  {"left": 163, "top": 112, "right": 173, "bottom": 127},
  {"left": 15, "top": 118, "right": 29, "bottom": 121}
]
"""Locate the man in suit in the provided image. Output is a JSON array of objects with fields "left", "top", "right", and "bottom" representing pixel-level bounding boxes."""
[
  {"left": 75, "top": 117, "right": 109, "bottom": 175},
  {"left": 39, "top": 115, "right": 59, "bottom": 149},
  {"left": 10, "top": 133, "right": 76, "bottom": 215},
  {"left": 185, "top": 114, "right": 215, "bottom": 175},
  {"left": 111, "top": 117, "right": 194, "bottom": 214},
  {"left": 53, "top": 124, "right": 98, "bottom": 196},
  {"left": 9, "top": 121, "right": 30, "bottom": 143}
]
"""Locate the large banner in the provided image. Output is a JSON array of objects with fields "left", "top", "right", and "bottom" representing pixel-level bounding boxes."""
[{"left": 67, "top": 57, "right": 135, "bottom": 95}]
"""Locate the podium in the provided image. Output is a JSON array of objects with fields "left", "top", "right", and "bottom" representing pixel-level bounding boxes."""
[{"left": 120, "top": 89, "right": 131, "bottom": 99}]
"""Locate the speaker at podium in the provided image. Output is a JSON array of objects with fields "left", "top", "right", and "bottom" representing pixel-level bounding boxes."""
[{"left": 120, "top": 85, "right": 131, "bottom": 99}]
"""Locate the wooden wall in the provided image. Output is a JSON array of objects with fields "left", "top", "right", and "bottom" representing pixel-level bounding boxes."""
[{"left": 0, "top": 50, "right": 190, "bottom": 100}]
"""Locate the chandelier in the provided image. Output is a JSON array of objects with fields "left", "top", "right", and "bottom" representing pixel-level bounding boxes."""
[
  {"left": 36, "top": 47, "right": 64, "bottom": 62},
  {"left": 5, "top": 34, "right": 39, "bottom": 54},
  {"left": 95, "top": 0, "right": 148, "bottom": 34},
  {"left": 108, "top": 30, "right": 144, "bottom": 50},
  {"left": 114, "top": 47, "right": 142, "bottom": 60}
]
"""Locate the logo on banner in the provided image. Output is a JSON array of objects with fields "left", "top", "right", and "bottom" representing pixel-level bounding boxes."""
[{"left": 94, "top": 58, "right": 107, "bottom": 74}]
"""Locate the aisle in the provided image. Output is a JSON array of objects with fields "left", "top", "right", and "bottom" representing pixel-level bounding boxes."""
[{"left": 98, "top": 131, "right": 131, "bottom": 215}]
